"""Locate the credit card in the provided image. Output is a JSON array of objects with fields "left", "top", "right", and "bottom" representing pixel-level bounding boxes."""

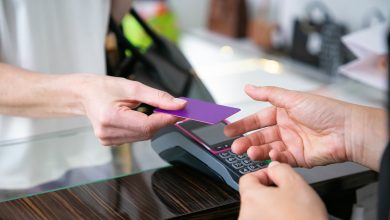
[{"left": 154, "top": 97, "right": 240, "bottom": 124}]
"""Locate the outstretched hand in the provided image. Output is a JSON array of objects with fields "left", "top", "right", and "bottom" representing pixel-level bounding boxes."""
[{"left": 225, "top": 85, "right": 355, "bottom": 168}]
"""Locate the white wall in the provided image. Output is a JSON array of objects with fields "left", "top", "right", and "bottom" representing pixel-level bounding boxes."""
[{"left": 167, "top": 0, "right": 210, "bottom": 29}]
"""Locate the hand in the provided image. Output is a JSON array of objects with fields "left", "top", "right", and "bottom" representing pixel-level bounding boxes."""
[
  {"left": 224, "top": 85, "right": 387, "bottom": 170},
  {"left": 239, "top": 162, "right": 327, "bottom": 220},
  {"left": 80, "top": 75, "right": 186, "bottom": 145}
]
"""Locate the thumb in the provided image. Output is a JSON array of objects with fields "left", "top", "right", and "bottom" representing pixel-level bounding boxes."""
[
  {"left": 245, "top": 85, "right": 298, "bottom": 109},
  {"left": 132, "top": 82, "right": 187, "bottom": 110},
  {"left": 266, "top": 162, "right": 306, "bottom": 188}
]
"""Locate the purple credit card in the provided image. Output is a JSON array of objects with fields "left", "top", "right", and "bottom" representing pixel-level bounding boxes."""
[{"left": 154, "top": 97, "right": 240, "bottom": 124}]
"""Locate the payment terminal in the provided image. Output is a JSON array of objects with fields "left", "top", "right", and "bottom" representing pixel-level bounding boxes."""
[{"left": 151, "top": 119, "right": 270, "bottom": 191}]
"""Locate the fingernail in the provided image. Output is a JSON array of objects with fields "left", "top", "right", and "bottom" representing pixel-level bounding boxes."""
[
  {"left": 269, "top": 161, "right": 280, "bottom": 168},
  {"left": 173, "top": 98, "right": 187, "bottom": 105}
]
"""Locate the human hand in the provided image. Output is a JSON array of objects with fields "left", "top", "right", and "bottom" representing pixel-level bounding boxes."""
[
  {"left": 238, "top": 161, "right": 327, "bottom": 220},
  {"left": 80, "top": 75, "right": 186, "bottom": 145},
  {"left": 224, "top": 85, "right": 386, "bottom": 169}
]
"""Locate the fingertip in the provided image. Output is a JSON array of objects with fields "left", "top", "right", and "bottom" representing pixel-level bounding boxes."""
[
  {"left": 247, "top": 146, "right": 256, "bottom": 160},
  {"left": 223, "top": 125, "right": 235, "bottom": 137},
  {"left": 230, "top": 139, "right": 247, "bottom": 155},
  {"left": 173, "top": 98, "right": 187, "bottom": 106},
  {"left": 149, "top": 113, "right": 179, "bottom": 127},
  {"left": 161, "top": 98, "right": 187, "bottom": 110},
  {"left": 230, "top": 143, "right": 241, "bottom": 154},
  {"left": 245, "top": 84, "right": 257, "bottom": 91},
  {"left": 268, "top": 161, "right": 280, "bottom": 168},
  {"left": 245, "top": 84, "right": 259, "bottom": 95},
  {"left": 269, "top": 149, "right": 279, "bottom": 161}
]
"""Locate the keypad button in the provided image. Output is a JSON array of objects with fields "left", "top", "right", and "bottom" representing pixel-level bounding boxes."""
[
  {"left": 225, "top": 157, "right": 237, "bottom": 163},
  {"left": 232, "top": 162, "right": 244, "bottom": 169},
  {"left": 242, "top": 159, "right": 252, "bottom": 165},
  {"left": 236, "top": 154, "right": 246, "bottom": 160},
  {"left": 224, "top": 144, "right": 230, "bottom": 149},
  {"left": 239, "top": 167, "right": 250, "bottom": 174},
  {"left": 254, "top": 161, "right": 268, "bottom": 167},
  {"left": 247, "top": 164, "right": 260, "bottom": 171},
  {"left": 219, "top": 151, "right": 231, "bottom": 158}
]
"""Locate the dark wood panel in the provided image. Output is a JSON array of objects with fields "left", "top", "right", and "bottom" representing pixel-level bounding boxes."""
[
  {"left": 0, "top": 166, "right": 377, "bottom": 220},
  {"left": 0, "top": 166, "right": 240, "bottom": 220}
]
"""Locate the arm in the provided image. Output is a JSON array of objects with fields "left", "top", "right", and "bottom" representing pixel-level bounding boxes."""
[
  {"left": 111, "top": 0, "right": 133, "bottom": 25},
  {"left": 0, "top": 63, "right": 186, "bottom": 145},
  {"left": 225, "top": 85, "right": 388, "bottom": 171},
  {"left": 349, "top": 105, "right": 388, "bottom": 171},
  {"left": 0, "top": 63, "right": 85, "bottom": 117}
]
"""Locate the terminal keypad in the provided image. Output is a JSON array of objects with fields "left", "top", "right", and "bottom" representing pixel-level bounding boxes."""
[{"left": 217, "top": 150, "right": 269, "bottom": 175}]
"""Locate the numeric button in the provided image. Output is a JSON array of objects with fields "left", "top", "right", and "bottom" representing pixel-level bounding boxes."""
[
  {"left": 248, "top": 163, "right": 263, "bottom": 171},
  {"left": 225, "top": 157, "right": 237, "bottom": 163},
  {"left": 232, "top": 162, "right": 244, "bottom": 169},
  {"left": 239, "top": 167, "right": 250, "bottom": 174},
  {"left": 236, "top": 154, "right": 246, "bottom": 160},
  {"left": 242, "top": 159, "right": 252, "bottom": 165},
  {"left": 218, "top": 151, "right": 231, "bottom": 158}
]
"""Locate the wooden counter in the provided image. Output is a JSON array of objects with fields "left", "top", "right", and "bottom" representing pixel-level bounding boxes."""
[
  {"left": 0, "top": 164, "right": 377, "bottom": 220},
  {"left": 0, "top": 166, "right": 239, "bottom": 220}
]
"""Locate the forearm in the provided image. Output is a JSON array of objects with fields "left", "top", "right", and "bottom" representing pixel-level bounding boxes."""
[
  {"left": 0, "top": 63, "right": 86, "bottom": 118},
  {"left": 348, "top": 105, "right": 388, "bottom": 171},
  {"left": 111, "top": 0, "right": 132, "bottom": 25}
]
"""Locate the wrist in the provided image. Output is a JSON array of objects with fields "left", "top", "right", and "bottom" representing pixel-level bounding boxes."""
[
  {"left": 346, "top": 105, "right": 387, "bottom": 171},
  {"left": 55, "top": 73, "right": 94, "bottom": 116}
]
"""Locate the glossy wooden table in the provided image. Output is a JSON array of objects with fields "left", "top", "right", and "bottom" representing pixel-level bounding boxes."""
[
  {"left": 0, "top": 166, "right": 240, "bottom": 220},
  {"left": 0, "top": 163, "right": 377, "bottom": 220}
]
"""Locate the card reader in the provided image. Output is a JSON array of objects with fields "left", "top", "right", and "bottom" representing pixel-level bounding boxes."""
[{"left": 151, "top": 119, "right": 270, "bottom": 191}]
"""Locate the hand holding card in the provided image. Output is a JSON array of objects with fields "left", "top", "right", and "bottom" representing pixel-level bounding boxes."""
[{"left": 154, "top": 97, "right": 240, "bottom": 124}]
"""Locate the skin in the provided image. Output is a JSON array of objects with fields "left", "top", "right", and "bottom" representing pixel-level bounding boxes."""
[
  {"left": 0, "top": 63, "right": 186, "bottom": 145},
  {"left": 238, "top": 161, "right": 327, "bottom": 220},
  {"left": 111, "top": 0, "right": 133, "bottom": 25},
  {"left": 224, "top": 85, "right": 388, "bottom": 219},
  {"left": 0, "top": 0, "right": 187, "bottom": 146}
]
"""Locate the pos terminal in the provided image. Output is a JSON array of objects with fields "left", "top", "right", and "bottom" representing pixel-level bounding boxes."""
[{"left": 151, "top": 119, "right": 270, "bottom": 191}]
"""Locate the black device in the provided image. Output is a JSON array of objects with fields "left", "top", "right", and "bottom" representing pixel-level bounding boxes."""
[{"left": 151, "top": 119, "right": 270, "bottom": 191}]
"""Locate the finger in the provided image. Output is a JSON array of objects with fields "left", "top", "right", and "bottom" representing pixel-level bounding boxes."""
[
  {"left": 224, "top": 106, "right": 276, "bottom": 137},
  {"left": 269, "top": 149, "right": 299, "bottom": 167},
  {"left": 266, "top": 162, "right": 305, "bottom": 187},
  {"left": 131, "top": 82, "right": 187, "bottom": 110},
  {"left": 239, "top": 172, "right": 265, "bottom": 195},
  {"left": 245, "top": 85, "right": 299, "bottom": 109},
  {"left": 144, "top": 113, "right": 181, "bottom": 135},
  {"left": 247, "top": 141, "right": 286, "bottom": 161},
  {"left": 93, "top": 108, "right": 149, "bottom": 136},
  {"left": 231, "top": 126, "right": 281, "bottom": 154},
  {"left": 250, "top": 169, "right": 273, "bottom": 186},
  {"left": 103, "top": 109, "right": 178, "bottom": 141},
  {"left": 112, "top": 109, "right": 150, "bottom": 130}
]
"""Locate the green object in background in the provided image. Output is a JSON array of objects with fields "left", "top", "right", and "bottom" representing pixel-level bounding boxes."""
[
  {"left": 121, "top": 7, "right": 180, "bottom": 55},
  {"left": 265, "top": 160, "right": 272, "bottom": 164}
]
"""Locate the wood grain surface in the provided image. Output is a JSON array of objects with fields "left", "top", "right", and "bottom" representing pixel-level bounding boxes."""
[{"left": 0, "top": 166, "right": 240, "bottom": 220}]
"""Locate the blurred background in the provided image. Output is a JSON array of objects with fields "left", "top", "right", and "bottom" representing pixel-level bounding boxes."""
[{"left": 112, "top": 0, "right": 389, "bottom": 166}]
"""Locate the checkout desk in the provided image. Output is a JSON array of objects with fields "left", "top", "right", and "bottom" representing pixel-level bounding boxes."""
[{"left": 0, "top": 30, "right": 385, "bottom": 219}]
